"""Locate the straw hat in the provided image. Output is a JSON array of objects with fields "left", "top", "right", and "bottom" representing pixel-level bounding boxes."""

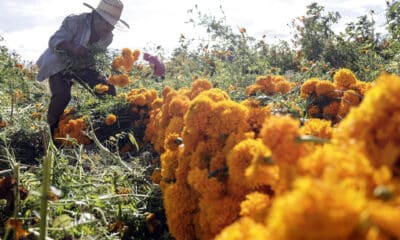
[{"left": 83, "top": 0, "right": 129, "bottom": 29}]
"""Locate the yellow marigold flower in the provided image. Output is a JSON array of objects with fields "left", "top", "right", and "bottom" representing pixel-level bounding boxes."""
[
  {"left": 190, "top": 78, "right": 213, "bottom": 99},
  {"left": 350, "top": 80, "right": 373, "bottom": 95},
  {"left": 197, "top": 195, "right": 240, "bottom": 238},
  {"left": 243, "top": 100, "right": 271, "bottom": 134},
  {"left": 161, "top": 86, "right": 173, "bottom": 98},
  {"left": 260, "top": 115, "right": 303, "bottom": 165},
  {"left": 315, "top": 80, "right": 335, "bottom": 96},
  {"left": 108, "top": 74, "right": 131, "bottom": 87},
  {"left": 187, "top": 168, "right": 224, "bottom": 198},
  {"left": 334, "top": 73, "right": 400, "bottom": 168},
  {"left": 169, "top": 97, "right": 190, "bottom": 118},
  {"left": 227, "top": 138, "right": 271, "bottom": 188},
  {"left": 267, "top": 177, "right": 366, "bottom": 240},
  {"left": 105, "top": 114, "right": 117, "bottom": 126},
  {"left": 341, "top": 89, "right": 361, "bottom": 106},
  {"left": 215, "top": 217, "right": 271, "bottom": 240},
  {"left": 333, "top": 68, "right": 357, "bottom": 90},
  {"left": 299, "top": 144, "right": 374, "bottom": 191},
  {"left": 240, "top": 192, "right": 271, "bottom": 223},
  {"left": 368, "top": 201, "right": 400, "bottom": 238},
  {"left": 112, "top": 56, "right": 123, "bottom": 69},
  {"left": 94, "top": 84, "right": 109, "bottom": 94},
  {"left": 122, "top": 48, "right": 132, "bottom": 58},
  {"left": 196, "top": 88, "right": 230, "bottom": 102},
  {"left": 206, "top": 100, "right": 250, "bottom": 138},
  {"left": 300, "top": 118, "right": 332, "bottom": 139},
  {"left": 163, "top": 182, "right": 197, "bottom": 240},
  {"left": 239, "top": 27, "right": 246, "bottom": 33},
  {"left": 300, "top": 78, "right": 319, "bottom": 98},
  {"left": 134, "top": 94, "right": 147, "bottom": 106},
  {"left": 184, "top": 95, "right": 214, "bottom": 133}
]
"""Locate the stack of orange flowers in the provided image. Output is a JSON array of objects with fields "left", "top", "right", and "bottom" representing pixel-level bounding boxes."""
[{"left": 108, "top": 48, "right": 141, "bottom": 87}]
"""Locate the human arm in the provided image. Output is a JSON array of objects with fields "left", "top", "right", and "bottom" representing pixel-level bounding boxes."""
[{"left": 49, "top": 15, "right": 88, "bottom": 57}]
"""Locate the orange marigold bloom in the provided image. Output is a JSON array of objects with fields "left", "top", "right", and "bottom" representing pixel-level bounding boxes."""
[
  {"left": 260, "top": 115, "right": 303, "bottom": 165},
  {"left": 112, "top": 56, "right": 124, "bottom": 69},
  {"left": 334, "top": 73, "right": 400, "bottom": 168},
  {"left": 333, "top": 68, "right": 357, "bottom": 90},
  {"left": 240, "top": 192, "right": 271, "bottom": 223},
  {"left": 206, "top": 100, "right": 250, "bottom": 138},
  {"left": 275, "top": 81, "right": 291, "bottom": 94},
  {"left": 267, "top": 177, "right": 365, "bottom": 240},
  {"left": 105, "top": 114, "right": 117, "bottom": 126},
  {"left": 300, "top": 78, "right": 319, "bottom": 98},
  {"left": 300, "top": 118, "right": 332, "bottom": 139},
  {"left": 190, "top": 78, "right": 213, "bottom": 99},
  {"left": 315, "top": 80, "right": 335, "bottom": 96},
  {"left": 215, "top": 217, "right": 271, "bottom": 240},
  {"left": 94, "top": 84, "right": 109, "bottom": 94},
  {"left": 227, "top": 138, "right": 272, "bottom": 188},
  {"left": 322, "top": 101, "right": 340, "bottom": 120},
  {"left": 108, "top": 74, "right": 131, "bottom": 87}
]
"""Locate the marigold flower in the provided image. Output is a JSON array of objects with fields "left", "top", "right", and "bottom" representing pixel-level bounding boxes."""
[
  {"left": 334, "top": 73, "right": 400, "bottom": 168},
  {"left": 240, "top": 192, "right": 271, "bottom": 223},
  {"left": 105, "top": 114, "right": 117, "bottom": 126},
  {"left": 94, "top": 84, "right": 109, "bottom": 94},
  {"left": 108, "top": 74, "right": 131, "bottom": 87},
  {"left": 300, "top": 118, "right": 332, "bottom": 139},
  {"left": 300, "top": 78, "right": 319, "bottom": 98},
  {"left": 267, "top": 177, "right": 365, "bottom": 240},
  {"left": 334, "top": 68, "right": 357, "bottom": 90},
  {"left": 260, "top": 115, "right": 303, "bottom": 165},
  {"left": 215, "top": 217, "right": 271, "bottom": 240},
  {"left": 315, "top": 80, "right": 335, "bottom": 96},
  {"left": 190, "top": 78, "right": 213, "bottom": 99}
]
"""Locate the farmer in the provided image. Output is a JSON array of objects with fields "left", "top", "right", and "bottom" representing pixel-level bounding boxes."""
[
  {"left": 143, "top": 53, "right": 165, "bottom": 81},
  {"left": 36, "top": 0, "right": 129, "bottom": 135}
]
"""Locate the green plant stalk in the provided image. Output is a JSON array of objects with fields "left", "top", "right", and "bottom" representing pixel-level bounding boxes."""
[
  {"left": 13, "top": 162, "right": 20, "bottom": 218},
  {"left": 39, "top": 149, "right": 53, "bottom": 240}
]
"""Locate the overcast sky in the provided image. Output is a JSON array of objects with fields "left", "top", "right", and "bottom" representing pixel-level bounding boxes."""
[{"left": 0, "top": 0, "right": 388, "bottom": 62}]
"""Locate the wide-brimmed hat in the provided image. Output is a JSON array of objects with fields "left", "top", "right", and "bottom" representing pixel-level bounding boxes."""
[{"left": 83, "top": 0, "right": 129, "bottom": 29}]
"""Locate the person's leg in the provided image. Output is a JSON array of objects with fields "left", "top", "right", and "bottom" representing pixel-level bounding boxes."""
[
  {"left": 47, "top": 73, "right": 72, "bottom": 135},
  {"left": 76, "top": 69, "right": 116, "bottom": 96}
]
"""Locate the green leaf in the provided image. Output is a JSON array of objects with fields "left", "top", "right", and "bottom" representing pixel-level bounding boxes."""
[
  {"left": 53, "top": 214, "right": 72, "bottom": 228},
  {"left": 295, "top": 135, "right": 330, "bottom": 144},
  {"left": 128, "top": 132, "right": 139, "bottom": 152}
]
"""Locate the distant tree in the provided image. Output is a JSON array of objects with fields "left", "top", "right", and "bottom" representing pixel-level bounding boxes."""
[{"left": 291, "top": 2, "right": 340, "bottom": 61}]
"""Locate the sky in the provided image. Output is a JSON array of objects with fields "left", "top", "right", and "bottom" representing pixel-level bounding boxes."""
[{"left": 0, "top": 0, "right": 389, "bottom": 62}]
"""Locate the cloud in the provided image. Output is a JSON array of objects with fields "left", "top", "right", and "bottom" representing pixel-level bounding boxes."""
[{"left": 0, "top": 0, "right": 389, "bottom": 62}]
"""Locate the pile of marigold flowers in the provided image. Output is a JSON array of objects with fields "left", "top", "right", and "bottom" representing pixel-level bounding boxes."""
[
  {"left": 144, "top": 73, "right": 400, "bottom": 240},
  {"left": 53, "top": 112, "right": 91, "bottom": 145},
  {"left": 108, "top": 48, "right": 141, "bottom": 87},
  {"left": 301, "top": 68, "right": 373, "bottom": 123},
  {"left": 245, "top": 75, "right": 293, "bottom": 96}
]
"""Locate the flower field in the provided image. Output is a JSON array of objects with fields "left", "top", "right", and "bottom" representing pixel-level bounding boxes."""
[{"left": 1, "top": 2, "right": 400, "bottom": 240}]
